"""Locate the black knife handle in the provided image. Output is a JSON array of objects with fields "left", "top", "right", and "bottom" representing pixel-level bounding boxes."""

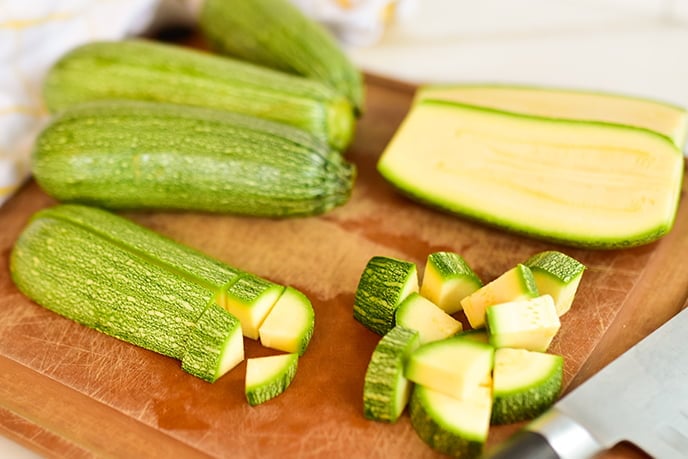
[
  {"left": 484, "top": 409, "right": 603, "bottom": 459},
  {"left": 484, "top": 430, "right": 560, "bottom": 459}
]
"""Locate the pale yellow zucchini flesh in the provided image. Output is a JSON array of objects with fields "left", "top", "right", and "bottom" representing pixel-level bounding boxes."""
[
  {"left": 377, "top": 100, "right": 684, "bottom": 249},
  {"left": 415, "top": 84, "right": 688, "bottom": 149}
]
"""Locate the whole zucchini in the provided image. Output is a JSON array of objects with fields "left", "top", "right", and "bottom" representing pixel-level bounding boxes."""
[
  {"left": 32, "top": 100, "right": 355, "bottom": 217},
  {"left": 200, "top": 0, "right": 365, "bottom": 114},
  {"left": 43, "top": 39, "right": 355, "bottom": 150}
]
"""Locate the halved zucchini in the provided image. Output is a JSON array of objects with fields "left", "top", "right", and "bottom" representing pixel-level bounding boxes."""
[{"left": 377, "top": 99, "right": 684, "bottom": 248}]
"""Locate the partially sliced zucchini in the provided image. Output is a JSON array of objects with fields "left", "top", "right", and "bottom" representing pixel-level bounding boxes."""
[
  {"left": 245, "top": 353, "right": 299, "bottom": 406},
  {"left": 353, "top": 256, "right": 419, "bottom": 336},
  {"left": 420, "top": 251, "right": 482, "bottom": 314},
  {"left": 224, "top": 275, "right": 285, "bottom": 339},
  {"left": 394, "top": 292, "right": 462, "bottom": 345},
  {"left": 524, "top": 251, "right": 585, "bottom": 316},
  {"left": 181, "top": 303, "right": 245, "bottom": 383},
  {"left": 409, "top": 384, "right": 492, "bottom": 458},
  {"left": 405, "top": 337, "right": 493, "bottom": 399},
  {"left": 377, "top": 99, "right": 684, "bottom": 248},
  {"left": 491, "top": 348, "right": 564, "bottom": 425},
  {"left": 363, "top": 325, "right": 420, "bottom": 423},
  {"left": 486, "top": 295, "right": 561, "bottom": 352},
  {"left": 258, "top": 286, "right": 315, "bottom": 356},
  {"left": 460, "top": 264, "right": 538, "bottom": 329}
]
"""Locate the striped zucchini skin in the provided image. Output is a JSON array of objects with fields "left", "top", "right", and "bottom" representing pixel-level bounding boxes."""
[
  {"left": 200, "top": 0, "right": 364, "bottom": 114},
  {"left": 363, "top": 325, "right": 420, "bottom": 422},
  {"left": 353, "top": 256, "right": 419, "bottom": 336},
  {"left": 245, "top": 353, "right": 299, "bottom": 406},
  {"left": 182, "top": 303, "right": 244, "bottom": 382},
  {"left": 32, "top": 101, "right": 356, "bottom": 217},
  {"left": 39, "top": 204, "right": 243, "bottom": 292},
  {"left": 43, "top": 39, "right": 355, "bottom": 150},
  {"left": 10, "top": 214, "right": 217, "bottom": 359}
]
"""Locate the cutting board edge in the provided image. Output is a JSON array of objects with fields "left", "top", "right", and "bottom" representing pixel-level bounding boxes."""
[{"left": 0, "top": 354, "right": 212, "bottom": 459}]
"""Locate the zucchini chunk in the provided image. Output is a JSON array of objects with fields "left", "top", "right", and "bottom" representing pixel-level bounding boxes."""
[
  {"left": 224, "top": 275, "right": 285, "bottom": 340},
  {"left": 353, "top": 256, "right": 419, "bottom": 336},
  {"left": 377, "top": 99, "right": 684, "bottom": 248},
  {"left": 415, "top": 83, "right": 688, "bottom": 149},
  {"left": 405, "top": 337, "right": 493, "bottom": 399},
  {"left": 363, "top": 326, "right": 420, "bottom": 423},
  {"left": 524, "top": 251, "right": 585, "bottom": 316},
  {"left": 182, "top": 303, "right": 245, "bottom": 383},
  {"left": 460, "top": 264, "right": 538, "bottom": 329},
  {"left": 486, "top": 295, "right": 561, "bottom": 352},
  {"left": 394, "top": 292, "right": 462, "bottom": 345},
  {"left": 409, "top": 384, "right": 492, "bottom": 458},
  {"left": 491, "top": 348, "right": 564, "bottom": 425},
  {"left": 259, "top": 286, "right": 315, "bottom": 356},
  {"left": 245, "top": 353, "right": 299, "bottom": 406},
  {"left": 420, "top": 251, "right": 482, "bottom": 314}
]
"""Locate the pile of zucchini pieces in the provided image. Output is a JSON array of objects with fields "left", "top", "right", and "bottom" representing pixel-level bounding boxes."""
[{"left": 354, "top": 250, "right": 585, "bottom": 457}]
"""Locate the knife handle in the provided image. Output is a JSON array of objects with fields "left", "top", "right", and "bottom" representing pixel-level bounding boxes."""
[
  {"left": 484, "top": 409, "right": 602, "bottom": 459},
  {"left": 484, "top": 430, "right": 560, "bottom": 459}
]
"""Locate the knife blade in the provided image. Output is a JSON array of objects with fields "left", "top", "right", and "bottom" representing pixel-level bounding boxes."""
[{"left": 485, "top": 305, "right": 688, "bottom": 459}]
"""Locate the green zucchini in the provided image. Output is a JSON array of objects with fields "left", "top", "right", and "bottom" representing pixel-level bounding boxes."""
[
  {"left": 258, "top": 286, "right": 315, "bottom": 356},
  {"left": 460, "top": 264, "right": 538, "bottom": 329},
  {"left": 199, "top": 0, "right": 364, "bottom": 114},
  {"left": 363, "top": 325, "right": 420, "bottom": 423},
  {"left": 43, "top": 39, "right": 355, "bottom": 150},
  {"left": 409, "top": 384, "right": 492, "bottom": 458},
  {"left": 182, "top": 303, "right": 245, "bottom": 382},
  {"left": 523, "top": 251, "right": 585, "bottom": 316},
  {"left": 486, "top": 295, "right": 561, "bottom": 352},
  {"left": 37, "top": 203, "right": 243, "bottom": 292},
  {"left": 245, "top": 353, "right": 299, "bottom": 406},
  {"left": 353, "top": 256, "right": 419, "bottom": 336},
  {"left": 405, "top": 337, "right": 494, "bottom": 400},
  {"left": 377, "top": 99, "right": 684, "bottom": 248},
  {"left": 224, "top": 275, "right": 285, "bottom": 340},
  {"left": 415, "top": 83, "right": 688, "bottom": 149},
  {"left": 10, "top": 209, "right": 243, "bottom": 381},
  {"left": 420, "top": 251, "right": 482, "bottom": 314},
  {"left": 9, "top": 204, "right": 313, "bottom": 382},
  {"left": 32, "top": 100, "right": 355, "bottom": 217},
  {"left": 394, "top": 292, "right": 462, "bottom": 345},
  {"left": 491, "top": 348, "right": 563, "bottom": 425}
]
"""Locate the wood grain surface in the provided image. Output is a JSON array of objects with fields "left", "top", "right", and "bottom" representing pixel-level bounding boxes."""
[{"left": 1, "top": 66, "right": 688, "bottom": 458}]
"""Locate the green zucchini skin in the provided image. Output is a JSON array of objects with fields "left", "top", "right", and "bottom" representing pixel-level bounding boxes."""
[
  {"left": 43, "top": 39, "right": 355, "bottom": 150},
  {"left": 363, "top": 325, "right": 420, "bottom": 422},
  {"left": 353, "top": 256, "right": 419, "bottom": 336},
  {"left": 32, "top": 101, "right": 356, "bottom": 217},
  {"left": 39, "top": 204, "right": 243, "bottom": 292},
  {"left": 200, "top": 0, "right": 364, "bottom": 114},
  {"left": 182, "top": 303, "right": 244, "bottom": 383},
  {"left": 10, "top": 213, "right": 217, "bottom": 360}
]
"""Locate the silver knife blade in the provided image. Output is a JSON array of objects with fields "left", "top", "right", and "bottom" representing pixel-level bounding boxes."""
[
  {"left": 487, "top": 306, "right": 688, "bottom": 459},
  {"left": 554, "top": 305, "right": 688, "bottom": 458}
]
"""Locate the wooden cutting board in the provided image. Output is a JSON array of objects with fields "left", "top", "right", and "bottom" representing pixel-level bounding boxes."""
[{"left": 1, "top": 70, "right": 688, "bottom": 458}]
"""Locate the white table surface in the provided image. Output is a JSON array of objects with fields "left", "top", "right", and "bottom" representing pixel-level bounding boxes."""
[{"left": 1, "top": 1, "right": 687, "bottom": 457}]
